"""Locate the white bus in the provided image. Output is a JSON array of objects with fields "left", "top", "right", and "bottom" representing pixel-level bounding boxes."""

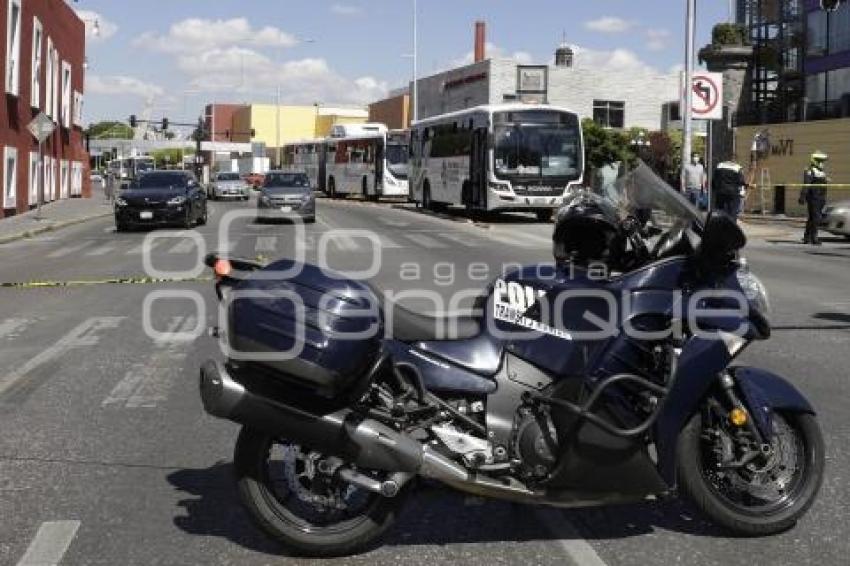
[
  {"left": 282, "top": 139, "right": 325, "bottom": 189},
  {"left": 409, "top": 104, "right": 584, "bottom": 219},
  {"left": 323, "top": 125, "right": 410, "bottom": 201}
]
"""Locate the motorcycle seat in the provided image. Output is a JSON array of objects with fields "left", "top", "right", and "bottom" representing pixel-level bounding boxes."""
[{"left": 380, "top": 296, "right": 482, "bottom": 343}]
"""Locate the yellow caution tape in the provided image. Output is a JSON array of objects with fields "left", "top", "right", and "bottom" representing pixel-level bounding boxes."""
[{"left": 0, "top": 275, "right": 213, "bottom": 289}]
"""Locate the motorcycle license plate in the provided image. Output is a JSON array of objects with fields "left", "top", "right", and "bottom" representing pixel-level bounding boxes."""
[
  {"left": 280, "top": 206, "right": 292, "bottom": 213},
  {"left": 139, "top": 211, "right": 153, "bottom": 220}
]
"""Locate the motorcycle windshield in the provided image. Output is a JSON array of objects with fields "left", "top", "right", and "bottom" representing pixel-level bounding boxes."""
[{"left": 585, "top": 160, "right": 704, "bottom": 232}]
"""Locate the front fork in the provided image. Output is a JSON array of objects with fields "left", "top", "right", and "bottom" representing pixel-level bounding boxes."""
[{"left": 717, "top": 370, "right": 773, "bottom": 451}]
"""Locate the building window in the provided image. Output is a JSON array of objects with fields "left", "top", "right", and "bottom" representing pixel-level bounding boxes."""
[
  {"left": 593, "top": 100, "right": 625, "bottom": 128},
  {"left": 28, "top": 152, "right": 39, "bottom": 206},
  {"left": 32, "top": 17, "right": 43, "bottom": 108},
  {"left": 73, "top": 91, "right": 83, "bottom": 127},
  {"left": 830, "top": 3, "right": 850, "bottom": 54},
  {"left": 60, "top": 160, "right": 69, "bottom": 199},
  {"left": 3, "top": 147, "right": 18, "bottom": 209},
  {"left": 5, "top": 0, "right": 22, "bottom": 96},
  {"left": 50, "top": 47, "right": 59, "bottom": 121},
  {"left": 45, "top": 37, "right": 54, "bottom": 119},
  {"left": 61, "top": 62, "right": 72, "bottom": 128},
  {"left": 71, "top": 162, "right": 83, "bottom": 196},
  {"left": 44, "top": 156, "right": 54, "bottom": 201}
]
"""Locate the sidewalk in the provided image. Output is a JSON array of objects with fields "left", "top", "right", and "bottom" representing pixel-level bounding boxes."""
[{"left": 0, "top": 197, "right": 113, "bottom": 244}]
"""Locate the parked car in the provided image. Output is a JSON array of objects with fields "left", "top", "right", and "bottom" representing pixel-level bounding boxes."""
[
  {"left": 257, "top": 171, "right": 315, "bottom": 223},
  {"left": 210, "top": 172, "right": 250, "bottom": 201},
  {"left": 243, "top": 172, "right": 266, "bottom": 190},
  {"left": 115, "top": 170, "right": 207, "bottom": 231},
  {"left": 822, "top": 200, "right": 850, "bottom": 239}
]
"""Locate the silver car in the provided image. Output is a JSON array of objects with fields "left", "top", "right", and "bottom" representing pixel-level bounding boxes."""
[
  {"left": 210, "top": 172, "right": 250, "bottom": 201},
  {"left": 822, "top": 200, "right": 850, "bottom": 239},
  {"left": 257, "top": 171, "right": 316, "bottom": 223}
]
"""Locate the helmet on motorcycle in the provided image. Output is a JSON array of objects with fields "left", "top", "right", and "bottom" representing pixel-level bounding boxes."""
[{"left": 553, "top": 193, "right": 625, "bottom": 268}]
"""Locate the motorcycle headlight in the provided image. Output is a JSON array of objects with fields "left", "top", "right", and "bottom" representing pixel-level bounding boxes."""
[
  {"left": 736, "top": 265, "right": 771, "bottom": 318},
  {"left": 115, "top": 197, "right": 127, "bottom": 207},
  {"left": 168, "top": 196, "right": 187, "bottom": 206}
]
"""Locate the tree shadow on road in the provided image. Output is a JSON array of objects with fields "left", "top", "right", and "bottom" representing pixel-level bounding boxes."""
[{"left": 167, "top": 462, "right": 727, "bottom": 559}]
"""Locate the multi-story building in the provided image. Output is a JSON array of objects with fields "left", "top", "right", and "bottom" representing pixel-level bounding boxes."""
[
  {"left": 369, "top": 89, "right": 411, "bottom": 130},
  {"left": 0, "top": 0, "right": 89, "bottom": 220}
]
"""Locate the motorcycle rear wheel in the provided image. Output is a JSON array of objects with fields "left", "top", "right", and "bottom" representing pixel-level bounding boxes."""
[
  {"left": 677, "top": 407, "right": 824, "bottom": 536},
  {"left": 234, "top": 427, "right": 407, "bottom": 557}
]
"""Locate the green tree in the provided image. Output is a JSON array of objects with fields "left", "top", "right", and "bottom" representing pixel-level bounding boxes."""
[
  {"left": 88, "top": 121, "right": 133, "bottom": 140},
  {"left": 150, "top": 148, "right": 194, "bottom": 169},
  {"left": 581, "top": 118, "right": 636, "bottom": 171}
]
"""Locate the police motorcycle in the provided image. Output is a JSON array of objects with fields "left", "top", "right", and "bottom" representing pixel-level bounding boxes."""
[{"left": 199, "top": 163, "right": 823, "bottom": 556}]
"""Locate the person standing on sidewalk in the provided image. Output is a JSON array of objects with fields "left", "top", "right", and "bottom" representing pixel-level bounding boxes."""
[
  {"left": 682, "top": 153, "right": 706, "bottom": 208},
  {"left": 799, "top": 150, "right": 829, "bottom": 246},
  {"left": 712, "top": 156, "right": 746, "bottom": 220}
]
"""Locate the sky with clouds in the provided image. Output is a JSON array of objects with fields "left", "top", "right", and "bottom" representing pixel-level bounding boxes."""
[{"left": 76, "top": 0, "right": 728, "bottom": 128}]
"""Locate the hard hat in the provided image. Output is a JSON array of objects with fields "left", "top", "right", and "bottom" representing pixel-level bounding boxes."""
[{"left": 811, "top": 150, "right": 828, "bottom": 162}]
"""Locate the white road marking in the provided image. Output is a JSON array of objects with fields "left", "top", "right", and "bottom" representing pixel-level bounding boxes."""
[
  {"left": 254, "top": 236, "right": 278, "bottom": 253},
  {"left": 84, "top": 244, "right": 115, "bottom": 256},
  {"left": 437, "top": 232, "right": 482, "bottom": 247},
  {"left": 378, "top": 235, "right": 404, "bottom": 249},
  {"left": 47, "top": 242, "right": 89, "bottom": 258},
  {"left": 0, "top": 318, "right": 30, "bottom": 339},
  {"left": 379, "top": 218, "right": 409, "bottom": 227},
  {"left": 127, "top": 240, "right": 160, "bottom": 255},
  {"left": 534, "top": 509, "right": 608, "bottom": 566},
  {"left": 15, "top": 520, "right": 80, "bottom": 566},
  {"left": 0, "top": 317, "right": 124, "bottom": 398},
  {"left": 103, "top": 316, "right": 197, "bottom": 408},
  {"left": 167, "top": 238, "right": 197, "bottom": 254},
  {"left": 403, "top": 233, "right": 448, "bottom": 249},
  {"left": 328, "top": 234, "right": 360, "bottom": 252}
]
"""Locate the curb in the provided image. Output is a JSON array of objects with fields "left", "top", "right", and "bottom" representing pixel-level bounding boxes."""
[{"left": 0, "top": 211, "right": 112, "bottom": 245}]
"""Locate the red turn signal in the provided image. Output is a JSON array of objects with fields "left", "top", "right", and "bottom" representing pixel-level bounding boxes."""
[{"left": 213, "top": 259, "right": 232, "bottom": 278}]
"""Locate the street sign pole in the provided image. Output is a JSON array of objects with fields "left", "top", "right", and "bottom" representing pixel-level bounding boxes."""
[{"left": 682, "top": 0, "right": 696, "bottom": 193}]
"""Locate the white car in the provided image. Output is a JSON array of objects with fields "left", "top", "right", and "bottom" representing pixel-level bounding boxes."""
[
  {"left": 822, "top": 200, "right": 850, "bottom": 239},
  {"left": 210, "top": 172, "right": 250, "bottom": 201}
]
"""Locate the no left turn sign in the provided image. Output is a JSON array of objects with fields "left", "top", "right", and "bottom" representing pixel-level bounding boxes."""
[{"left": 682, "top": 72, "right": 724, "bottom": 120}]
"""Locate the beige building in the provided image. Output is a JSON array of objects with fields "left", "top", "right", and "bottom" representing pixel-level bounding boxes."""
[{"left": 736, "top": 118, "right": 850, "bottom": 214}]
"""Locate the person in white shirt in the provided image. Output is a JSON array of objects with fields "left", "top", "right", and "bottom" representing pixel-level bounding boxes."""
[{"left": 682, "top": 153, "right": 707, "bottom": 208}]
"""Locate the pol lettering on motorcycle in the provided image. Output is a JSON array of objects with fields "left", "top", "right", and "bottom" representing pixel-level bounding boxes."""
[{"left": 493, "top": 278, "right": 572, "bottom": 341}]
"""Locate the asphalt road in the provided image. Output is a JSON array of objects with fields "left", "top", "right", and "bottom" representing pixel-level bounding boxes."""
[{"left": 0, "top": 194, "right": 847, "bottom": 566}]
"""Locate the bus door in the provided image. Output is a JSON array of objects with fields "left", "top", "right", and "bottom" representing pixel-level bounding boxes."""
[
  {"left": 469, "top": 128, "right": 488, "bottom": 208},
  {"left": 374, "top": 139, "right": 384, "bottom": 192}
]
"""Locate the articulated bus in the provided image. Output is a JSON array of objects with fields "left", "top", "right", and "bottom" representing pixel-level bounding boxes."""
[
  {"left": 323, "top": 125, "right": 410, "bottom": 200},
  {"left": 282, "top": 139, "right": 326, "bottom": 189},
  {"left": 409, "top": 104, "right": 584, "bottom": 219}
]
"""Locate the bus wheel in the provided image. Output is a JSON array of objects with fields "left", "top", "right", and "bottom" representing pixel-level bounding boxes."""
[{"left": 536, "top": 210, "right": 553, "bottom": 222}]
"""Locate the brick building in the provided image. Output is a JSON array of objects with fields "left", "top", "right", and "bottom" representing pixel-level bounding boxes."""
[
  {"left": 368, "top": 91, "right": 411, "bottom": 130},
  {"left": 0, "top": 0, "right": 89, "bottom": 220}
]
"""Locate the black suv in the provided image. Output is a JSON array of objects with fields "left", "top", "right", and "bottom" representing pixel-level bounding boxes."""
[{"left": 115, "top": 171, "right": 208, "bottom": 231}]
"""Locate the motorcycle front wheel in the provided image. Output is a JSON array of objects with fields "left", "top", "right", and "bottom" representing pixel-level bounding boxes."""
[
  {"left": 234, "top": 427, "right": 408, "bottom": 557},
  {"left": 677, "top": 406, "right": 824, "bottom": 536}
]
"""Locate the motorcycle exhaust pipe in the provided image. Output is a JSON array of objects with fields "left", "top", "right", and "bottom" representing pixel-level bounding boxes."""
[{"left": 200, "top": 361, "right": 469, "bottom": 485}]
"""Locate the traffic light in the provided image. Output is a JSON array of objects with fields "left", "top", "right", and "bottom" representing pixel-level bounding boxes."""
[
  {"left": 161, "top": 118, "right": 169, "bottom": 131},
  {"left": 129, "top": 115, "right": 137, "bottom": 128},
  {"left": 821, "top": 0, "right": 844, "bottom": 11}
]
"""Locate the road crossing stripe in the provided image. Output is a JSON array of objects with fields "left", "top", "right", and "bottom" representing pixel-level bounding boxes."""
[
  {"left": 167, "top": 238, "right": 197, "bottom": 254},
  {"left": 127, "top": 240, "right": 160, "bottom": 255},
  {"left": 0, "top": 317, "right": 124, "bottom": 398},
  {"left": 328, "top": 234, "right": 359, "bottom": 252},
  {"left": 255, "top": 236, "right": 277, "bottom": 253},
  {"left": 84, "top": 244, "right": 115, "bottom": 256},
  {"left": 437, "top": 232, "right": 482, "bottom": 247},
  {"left": 534, "top": 509, "right": 608, "bottom": 566},
  {"left": 379, "top": 218, "right": 409, "bottom": 227},
  {"left": 16, "top": 520, "right": 81, "bottom": 566},
  {"left": 47, "top": 242, "right": 89, "bottom": 258},
  {"left": 403, "top": 233, "right": 448, "bottom": 249},
  {"left": 0, "top": 318, "right": 29, "bottom": 339},
  {"left": 378, "top": 235, "right": 403, "bottom": 249}
]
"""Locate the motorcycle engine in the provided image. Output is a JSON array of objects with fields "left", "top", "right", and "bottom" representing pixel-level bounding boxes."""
[{"left": 512, "top": 406, "right": 559, "bottom": 480}]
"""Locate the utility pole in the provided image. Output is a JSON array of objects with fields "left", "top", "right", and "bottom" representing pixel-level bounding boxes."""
[
  {"left": 412, "top": 0, "right": 418, "bottom": 123},
  {"left": 276, "top": 85, "right": 282, "bottom": 168},
  {"left": 682, "top": 0, "right": 696, "bottom": 192}
]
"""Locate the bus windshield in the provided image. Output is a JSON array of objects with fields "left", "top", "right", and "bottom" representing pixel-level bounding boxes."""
[
  {"left": 136, "top": 159, "right": 154, "bottom": 173},
  {"left": 386, "top": 143, "right": 409, "bottom": 179},
  {"left": 492, "top": 111, "right": 581, "bottom": 181}
]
